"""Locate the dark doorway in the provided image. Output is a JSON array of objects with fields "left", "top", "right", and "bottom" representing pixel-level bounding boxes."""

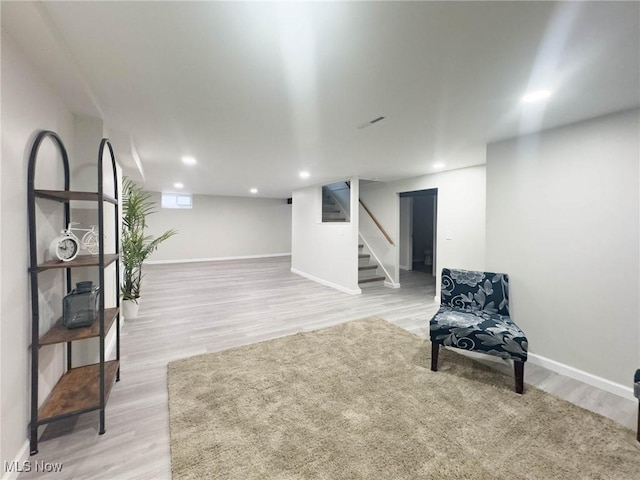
[{"left": 399, "top": 189, "right": 437, "bottom": 276}]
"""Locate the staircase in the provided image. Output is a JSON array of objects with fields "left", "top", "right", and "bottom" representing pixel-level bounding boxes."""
[
  {"left": 322, "top": 188, "right": 348, "bottom": 222},
  {"left": 358, "top": 243, "right": 386, "bottom": 285},
  {"left": 323, "top": 184, "right": 388, "bottom": 287}
]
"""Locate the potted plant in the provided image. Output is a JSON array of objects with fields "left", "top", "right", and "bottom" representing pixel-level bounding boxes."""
[{"left": 121, "top": 177, "right": 176, "bottom": 319}]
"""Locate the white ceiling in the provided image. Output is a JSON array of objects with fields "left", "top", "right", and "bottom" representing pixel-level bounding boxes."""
[{"left": 4, "top": 1, "right": 639, "bottom": 198}]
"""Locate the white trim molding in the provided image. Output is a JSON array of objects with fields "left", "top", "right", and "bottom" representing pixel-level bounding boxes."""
[
  {"left": 145, "top": 253, "right": 291, "bottom": 265},
  {"left": 291, "top": 268, "right": 362, "bottom": 296},
  {"left": 527, "top": 352, "right": 635, "bottom": 401},
  {"left": 2, "top": 441, "right": 30, "bottom": 480},
  {"left": 384, "top": 280, "right": 401, "bottom": 289}
]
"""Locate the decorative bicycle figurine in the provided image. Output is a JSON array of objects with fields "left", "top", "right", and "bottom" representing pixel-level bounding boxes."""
[{"left": 49, "top": 222, "right": 100, "bottom": 262}]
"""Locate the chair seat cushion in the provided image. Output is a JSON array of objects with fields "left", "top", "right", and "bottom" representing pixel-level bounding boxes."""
[{"left": 430, "top": 306, "right": 528, "bottom": 362}]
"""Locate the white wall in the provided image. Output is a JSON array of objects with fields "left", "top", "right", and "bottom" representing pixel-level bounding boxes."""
[
  {"left": 1, "top": 33, "right": 74, "bottom": 469},
  {"left": 291, "top": 178, "right": 360, "bottom": 295},
  {"left": 145, "top": 192, "right": 292, "bottom": 262},
  {"left": 486, "top": 109, "right": 640, "bottom": 390},
  {"left": 360, "top": 164, "right": 487, "bottom": 296}
]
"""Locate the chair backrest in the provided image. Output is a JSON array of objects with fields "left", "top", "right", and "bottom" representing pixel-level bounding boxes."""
[{"left": 440, "top": 268, "right": 510, "bottom": 316}]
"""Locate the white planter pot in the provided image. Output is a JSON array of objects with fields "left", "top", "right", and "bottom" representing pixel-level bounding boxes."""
[{"left": 122, "top": 299, "right": 140, "bottom": 320}]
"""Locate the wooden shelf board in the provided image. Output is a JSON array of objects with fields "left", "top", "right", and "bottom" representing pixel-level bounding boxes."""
[
  {"left": 38, "top": 360, "right": 119, "bottom": 423},
  {"left": 39, "top": 308, "right": 119, "bottom": 347},
  {"left": 34, "top": 190, "right": 117, "bottom": 204},
  {"left": 36, "top": 253, "right": 119, "bottom": 271}
]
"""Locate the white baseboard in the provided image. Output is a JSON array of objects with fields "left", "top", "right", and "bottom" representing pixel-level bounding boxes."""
[
  {"left": 384, "top": 280, "right": 401, "bottom": 289},
  {"left": 527, "top": 352, "right": 635, "bottom": 401},
  {"left": 399, "top": 265, "right": 411, "bottom": 271},
  {"left": 2, "top": 440, "right": 30, "bottom": 480},
  {"left": 145, "top": 253, "right": 291, "bottom": 265},
  {"left": 291, "top": 268, "right": 362, "bottom": 296}
]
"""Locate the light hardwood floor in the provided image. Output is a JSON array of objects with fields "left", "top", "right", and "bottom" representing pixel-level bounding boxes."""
[{"left": 20, "top": 257, "right": 637, "bottom": 479}]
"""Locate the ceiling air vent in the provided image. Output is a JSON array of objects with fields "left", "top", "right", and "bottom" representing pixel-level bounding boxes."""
[{"left": 357, "top": 116, "right": 386, "bottom": 129}]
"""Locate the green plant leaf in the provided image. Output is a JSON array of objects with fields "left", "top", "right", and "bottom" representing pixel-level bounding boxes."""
[{"left": 120, "top": 177, "right": 178, "bottom": 301}]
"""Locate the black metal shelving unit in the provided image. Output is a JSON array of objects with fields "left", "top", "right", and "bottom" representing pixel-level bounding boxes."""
[{"left": 27, "top": 131, "right": 121, "bottom": 455}]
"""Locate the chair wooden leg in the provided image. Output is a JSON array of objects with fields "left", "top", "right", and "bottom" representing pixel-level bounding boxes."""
[
  {"left": 514, "top": 361, "right": 524, "bottom": 394},
  {"left": 431, "top": 342, "right": 439, "bottom": 371}
]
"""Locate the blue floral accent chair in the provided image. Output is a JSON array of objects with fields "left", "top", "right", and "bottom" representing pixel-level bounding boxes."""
[{"left": 430, "top": 268, "right": 528, "bottom": 394}]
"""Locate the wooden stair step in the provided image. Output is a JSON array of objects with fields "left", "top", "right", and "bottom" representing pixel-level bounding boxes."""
[
  {"left": 359, "top": 276, "right": 386, "bottom": 284},
  {"left": 358, "top": 254, "right": 370, "bottom": 259},
  {"left": 358, "top": 265, "right": 377, "bottom": 271}
]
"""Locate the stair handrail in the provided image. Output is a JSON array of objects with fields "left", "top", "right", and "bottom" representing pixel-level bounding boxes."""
[
  {"left": 343, "top": 180, "right": 394, "bottom": 246},
  {"left": 359, "top": 199, "right": 395, "bottom": 246}
]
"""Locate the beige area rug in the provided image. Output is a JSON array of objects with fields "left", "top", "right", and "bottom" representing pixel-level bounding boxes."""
[{"left": 168, "top": 317, "right": 639, "bottom": 479}]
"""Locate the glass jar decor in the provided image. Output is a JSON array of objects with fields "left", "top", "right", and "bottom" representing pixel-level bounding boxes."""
[{"left": 63, "top": 281, "right": 100, "bottom": 329}]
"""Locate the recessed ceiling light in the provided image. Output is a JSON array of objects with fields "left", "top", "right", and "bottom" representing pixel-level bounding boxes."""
[
  {"left": 433, "top": 162, "right": 445, "bottom": 169},
  {"left": 299, "top": 171, "right": 310, "bottom": 179},
  {"left": 250, "top": 188, "right": 258, "bottom": 194},
  {"left": 521, "top": 90, "right": 552, "bottom": 103},
  {"left": 174, "top": 182, "right": 184, "bottom": 189},
  {"left": 182, "top": 156, "right": 197, "bottom": 165}
]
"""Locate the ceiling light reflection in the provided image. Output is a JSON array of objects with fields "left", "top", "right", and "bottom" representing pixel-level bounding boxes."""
[{"left": 521, "top": 90, "right": 552, "bottom": 103}]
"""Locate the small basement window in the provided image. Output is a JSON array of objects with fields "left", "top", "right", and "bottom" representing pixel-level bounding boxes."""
[{"left": 162, "top": 192, "right": 192, "bottom": 209}]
